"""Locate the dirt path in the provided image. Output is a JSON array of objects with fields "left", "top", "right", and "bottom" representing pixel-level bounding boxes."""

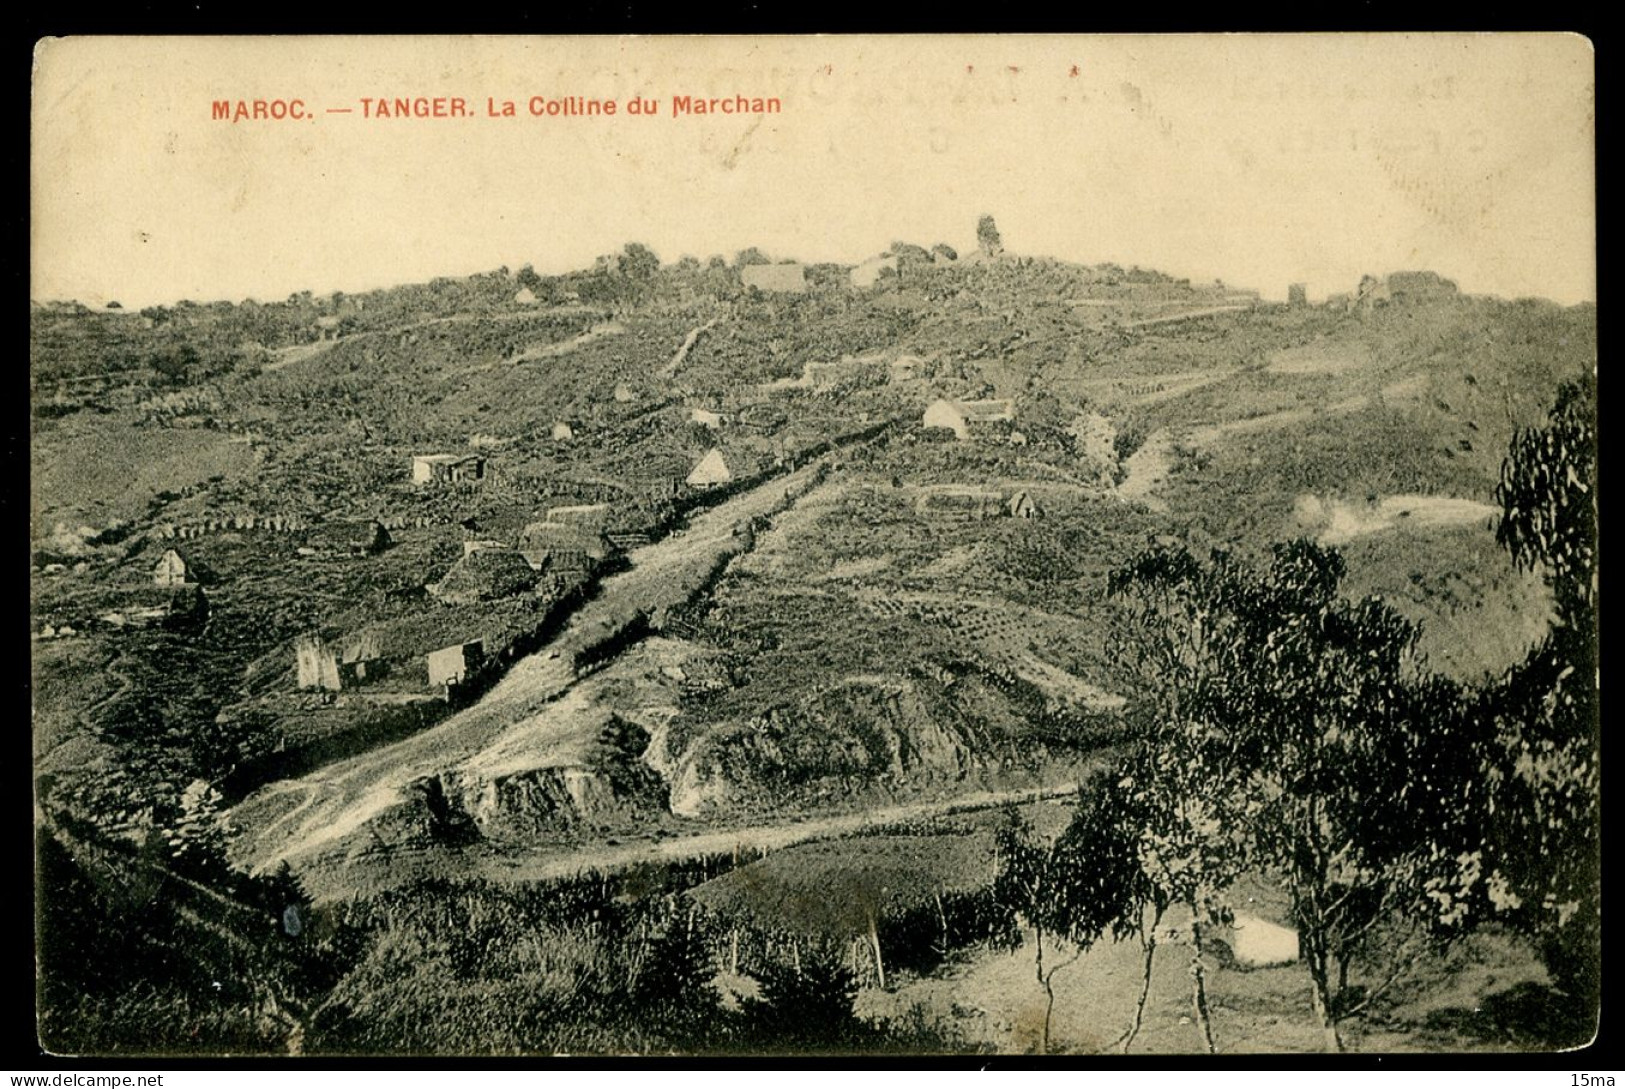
[
  {"left": 263, "top": 305, "right": 605, "bottom": 373},
  {"left": 481, "top": 783, "right": 1080, "bottom": 885},
  {"left": 508, "top": 320, "right": 625, "bottom": 364},
  {"left": 659, "top": 318, "right": 718, "bottom": 378},
  {"left": 1115, "top": 430, "right": 1175, "bottom": 509},
  {"left": 1122, "top": 305, "right": 1251, "bottom": 329},
  {"left": 293, "top": 780, "right": 1084, "bottom": 904}
]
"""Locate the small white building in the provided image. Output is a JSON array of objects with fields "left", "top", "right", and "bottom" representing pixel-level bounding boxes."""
[
  {"left": 1007, "top": 491, "right": 1043, "bottom": 520},
  {"left": 922, "top": 398, "right": 1015, "bottom": 441},
  {"left": 427, "top": 640, "right": 485, "bottom": 688},
  {"left": 295, "top": 634, "right": 341, "bottom": 691},
  {"left": 686, "top": 448, "right": 734, "bottom": 489},
  {"left": 741, "top": 263, "right": 808, "bottom": 294},
  {"left": 152, "top": 548, "right": 196, "bottom": 588},
  {"left": 411, "top": 453, "right": 486, "bottom": 485}
]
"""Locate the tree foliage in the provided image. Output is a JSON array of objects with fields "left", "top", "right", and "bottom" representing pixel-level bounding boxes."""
[
  {"left": 1483, "top": 374, "right": 1599, "bottom": 1024},
  {"left": 1097, "top": 539, "right": 1486, "bottom": 1051}
]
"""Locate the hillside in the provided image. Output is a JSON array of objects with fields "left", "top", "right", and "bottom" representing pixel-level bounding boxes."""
[{"left": 31, "top": 244, "right": 1595, "bottom": 1055}]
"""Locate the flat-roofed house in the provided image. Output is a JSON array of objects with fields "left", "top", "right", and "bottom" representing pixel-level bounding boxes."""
[
  {"left": 294, "top": 634, "right": 342, "bottom": 691},
  {"left": 922, "top": 398, "right": 1015, "bottom": 441},
  {"left": 741, "top": 263, "right": 808, "bottom": 294},
  {"left": 411, "top": 453, "right": 487, "bottom": 485},
  {"left": 336, "top": 630, "right": 383, "bottom": 687},
  {"left": 428, "top": 639, "right": 485, "bottom": 688}
]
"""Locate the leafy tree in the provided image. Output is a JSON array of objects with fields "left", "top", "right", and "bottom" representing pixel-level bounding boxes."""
[
  {"left": 618, "top": 242, "right": 661, "bottom": 282},
  {"left": 1485, "top": 375, "right": 1599, "bottom": 1024},
  {"left": 1220, "top": 542, "right": 1482, "bottom": 1051},
  {"left": 994, "top": 782, "right": 1155, "bottom": 1054},
  {"left": 993, "top": 811, "right": 1080, "bottom": 1054},
  {"left": 1106, "top": 541, "right": 1485, "bottom": 1052},
  {"left": 1107, "top": 545, "right": 1256, "bottom": 1052}
]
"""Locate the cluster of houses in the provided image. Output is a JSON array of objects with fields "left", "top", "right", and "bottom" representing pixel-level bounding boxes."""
[
  {"left": 293, "top": 500, "right": 632, "bottom": 696},
  {"left": 295, "top": 629, "right": 489, "bottom": 695}
]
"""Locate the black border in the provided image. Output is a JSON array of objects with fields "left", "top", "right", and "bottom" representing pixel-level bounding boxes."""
[{"left": 18, "top": 8, "right": 1606, "bottom": 1076}]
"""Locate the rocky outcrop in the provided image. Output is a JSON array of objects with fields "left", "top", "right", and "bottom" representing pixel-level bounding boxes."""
[
  {"left": 661, "top": 670, "right": 1041, "bottom": 817},
  {"left": 391, "top": 716, "right": 669, "bottom": 842}
]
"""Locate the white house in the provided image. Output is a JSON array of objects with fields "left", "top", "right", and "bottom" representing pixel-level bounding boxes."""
[
  {"left": 411, "top": 453, "right": 486, "bottom": 485},
  {"left": 427, "top": 640, "right": 485, "bottom": 688},
  {"left": 152, "top": 548, "right": 196, "bottom": 588},
  {"left": 686, "top": 448, "right": 734, "bottom": 489},
  {"left": 741, "top": 263, "right": 808, "bottom": 294},
  {"left": 922, "top": 398, "right": 1015, "bottom": 441}
]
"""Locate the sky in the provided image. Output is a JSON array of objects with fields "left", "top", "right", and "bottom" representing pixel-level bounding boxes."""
[{"left": 31, "top": 34, "right": 1595, "bottom": 309}]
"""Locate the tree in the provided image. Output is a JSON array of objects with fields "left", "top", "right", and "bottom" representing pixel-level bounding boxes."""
[
  {"left": 1220, "top": 542, "right": 1481, "bottom": 1052},
  {"left": 995, "top": 779, "right": 1162, "bottom": 1055},
  {"left": 1107, "top": 541, "right": 1484, "bottom": 1052},
  {"left": 1485, "top": 374, "right": 1599, "bottom": 1025},
  {"left": 1107, "top": 545, "right": 1257, "bottom": 1053},
  {"left": 618, "top": 242, "right": 661, "bottom": 282},
  {"left": 993, "top": 811, "right": 1083, "bottom": 1054},
  {"left": 742, "top": 947, "right": 865, "bottom": 1052}
]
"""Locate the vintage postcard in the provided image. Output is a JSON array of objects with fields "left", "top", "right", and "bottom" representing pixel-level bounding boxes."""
[{"left": 30, "top": 34, "right": 1596, "bottom": 1057}]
